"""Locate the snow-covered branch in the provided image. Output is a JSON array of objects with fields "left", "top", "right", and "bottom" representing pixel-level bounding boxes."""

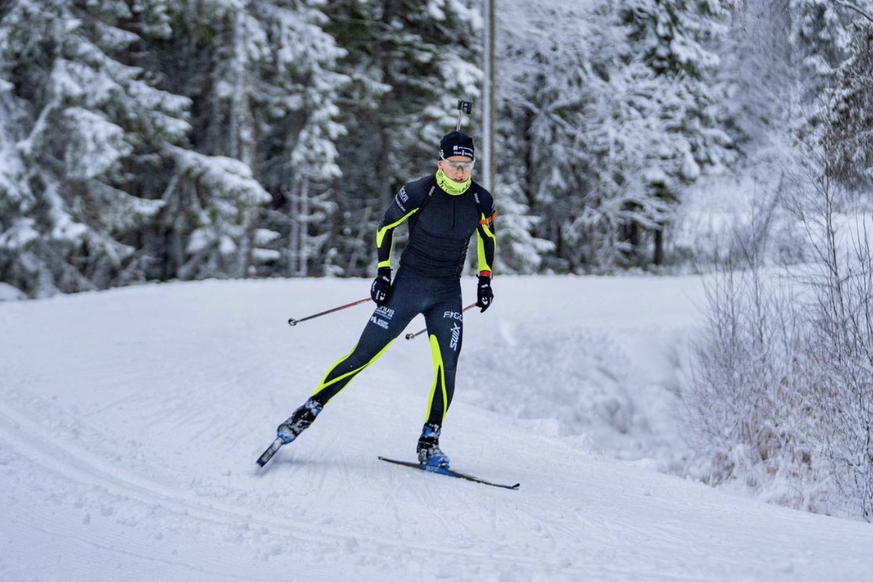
[{"left": 834, "top": 0, "right": 873, "bottom": 25}]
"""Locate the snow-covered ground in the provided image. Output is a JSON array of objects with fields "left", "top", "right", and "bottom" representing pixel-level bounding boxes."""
[{"left": 1, "top": 276, "right": 872, "bottom": 581}]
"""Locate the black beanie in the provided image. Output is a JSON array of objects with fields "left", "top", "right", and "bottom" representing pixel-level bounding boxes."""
[{"left": 440, "top": 131, "right": 475, "bottom": 160}]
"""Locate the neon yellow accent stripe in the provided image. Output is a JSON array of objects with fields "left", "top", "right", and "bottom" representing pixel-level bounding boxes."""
[
  {"left": 476, "top": 213, "right": 496, "bottom": 272},
  {"left": 477, "top": 234, "right": 491, "bottom": 272},
  {"left": 378, "top": 259, "right": 392, "bottom": 269},
  {"left": 312, "top": 339, "right": 396, "bottom": 400},
  {"left": 480, "top": 213, "right": 496, "bottom": 240},
  {"left": 376, "top": 209, "right": 418, "bottom": 248},
  {"left": 425, "top": 334, "right": 448, "bottom": 424}
]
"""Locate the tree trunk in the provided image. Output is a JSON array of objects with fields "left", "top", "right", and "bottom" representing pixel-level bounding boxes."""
[{"left": 654, "top": 227, "right": 664, "bottom": 266}]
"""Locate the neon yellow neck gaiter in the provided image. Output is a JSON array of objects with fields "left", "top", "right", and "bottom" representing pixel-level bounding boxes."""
[{"left": 436, "top": 169, "right": 471, "bottom": 196}]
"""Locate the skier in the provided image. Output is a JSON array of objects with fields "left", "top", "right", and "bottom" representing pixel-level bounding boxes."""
[{"left": 272, "top": 130, "right": 496, "bottom": 469}]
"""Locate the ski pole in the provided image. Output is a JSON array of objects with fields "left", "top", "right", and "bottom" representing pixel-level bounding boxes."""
[
  {"left": 405, "top": 303, "right": 477, "bottom": 340},
  {"left": 288, "top": 297, "right": 371, "bottom": 327}
]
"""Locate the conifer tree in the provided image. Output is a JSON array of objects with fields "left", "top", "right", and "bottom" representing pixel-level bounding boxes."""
[
  {"left": 615, "top": 0, "right": 733, "bottom": 266},
  {"left": 496, "top": 0, "right": 733, "bottom": 271},
  {"left": 325, "top": 0, "right": 482, "bottom": 276},
  {"left": 0, "top": 0, "right": 189, "bottom": 295},
  {"left": 0, "top": 0, "right": 279, "bottom": 294},
  {"left": 249, "top": 0, "right": 350, "bottom": 276},
  {"left": 790, "top": 0, "right": 855, "bottom": 101},
  {"left": 496, "top": 0, "right": 605, "bottom": 272},
  {"left": 818, "top": 6, "right": 873, "bottom": 190}
]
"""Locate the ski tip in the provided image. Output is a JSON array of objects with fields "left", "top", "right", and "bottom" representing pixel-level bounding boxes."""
[{"left": 256, "top": 438, "right": 284, "bottom": 467}]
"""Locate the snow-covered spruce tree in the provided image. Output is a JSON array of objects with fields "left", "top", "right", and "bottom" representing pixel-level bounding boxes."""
[
  {"left": 498, "top": 0, "right": 634, "bottom": 272},
  {"left": 492, "top": 0, "right": 583, "bottom": 273},
  {"left": 491, "top": 114, "right": 555, "bottom": 274},
  {"left": 789, "top": 0, "right": 855, "bottom": 108},
  {"left": 821, "top": 12, "right": 873, "bottom": 191},
  {"left": 324, "top": 0, "right": 482, "bottom": 277},
  {"left": 496, "top": 0, "right": 732, "bottom": 272},
  {"left": 577, "top": 50, "right": 686, "bottom": 271},
  {"left": 157, "top": 147, "right": 271, "bottom": 280},
  {"left": 0, "top": 0, "right": 276, "bottom": 293},
  {"left": 615, "top": 0, "right": 734, "bottom": 267},
  {"left": 243, "top": 1, "right": 349, "bottom": 277},
  {"left": 127, "top": 1, "right": 295, "bottom": 280},
  {"left": 0, "top": 0, "right": 187, "bottom": 296},
  {"left": 715, "top": 0, "right": 797, "bottom": 155},
  {"left": 671, "top": 0, "right": 804, "bottom": 268}
]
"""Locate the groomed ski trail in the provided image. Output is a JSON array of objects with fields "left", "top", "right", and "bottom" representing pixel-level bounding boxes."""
[{"left": 2, "top": 278, "right": 873, "bottom": 582}]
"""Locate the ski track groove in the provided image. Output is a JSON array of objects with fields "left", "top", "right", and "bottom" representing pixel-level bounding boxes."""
[
  {"left": 29, "top": 524, "right": 265, "bottom": 582},
  {"left": 0, "top": 400, "right": 599, "bottom": 576}
]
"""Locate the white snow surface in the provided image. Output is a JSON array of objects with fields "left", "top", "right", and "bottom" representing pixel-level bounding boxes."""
[{"left": 1, "top": 276, "right": 872, "bottom": 582}]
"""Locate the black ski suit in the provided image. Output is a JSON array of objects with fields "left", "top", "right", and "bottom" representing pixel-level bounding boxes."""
[{"left": 309, "top": 173, "right": 496, "bottom": 426}]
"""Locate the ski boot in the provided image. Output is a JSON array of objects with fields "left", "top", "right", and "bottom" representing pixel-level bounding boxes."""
[
  {"left": 417, "top": 423, "right": 450, "bottom": 469},
  {"left": 276, "top": 398, "right": 323, "bottom": 444}
]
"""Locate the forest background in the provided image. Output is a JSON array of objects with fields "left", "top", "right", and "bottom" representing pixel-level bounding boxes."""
[
  {"left": 2, "top": 0, "right": 873, "bottom": 520},
  {"left": 4, "top": 0, "right": 870, "bottom": 294}
]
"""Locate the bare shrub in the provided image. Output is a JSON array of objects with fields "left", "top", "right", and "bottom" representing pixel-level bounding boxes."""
[
  {"left": 783, "top": 146, "right": 873, "bottom": 520},
  {"left": 685, "top": 144, "right": 873, "bottom": 520}
]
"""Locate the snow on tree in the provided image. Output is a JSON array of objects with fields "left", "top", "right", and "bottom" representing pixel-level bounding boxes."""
[
  {"left": 0, "top": 0, "right": 188, "bottom": 296},
  {"left": 497, "top": 0, "right": 607, "bottom": 272},
  {"left": 248, "top": 0, "right": 349, "bottom": 277},
  {"left": 128, "top": 0, "right": 274, "bottom": 280},
  {"left": 159, "top": 147, "right": 270, "bottom": 279},
  {"left": 140, "top": 0, "right": 350, "bottom": 278},
  {"left": 615, "top": 0, "right": 734, "bottom": 266},
  {"left": 497, "top": 0, "right": 732, "bottom": 272},
  {"left": 819, "top": 5, "right": 873, "bottom": 190},
  {"left": 683, "top": 0, "right": 873, "bottom": 521},
  {"left": 711, "top": 0, "right": 798, "bottom": 153},
  {"left": 324, "top": 0, "right": 482, "bottom": 277},
  {"left": 789, "top": 0, "right": 855, "bottom": 102}
]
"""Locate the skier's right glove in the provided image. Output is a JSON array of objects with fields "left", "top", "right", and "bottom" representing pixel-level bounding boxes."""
[
  {"left": 370, "top": 267, "right": 392, "bottom": 306},
  {"left": 476, "top": 273, "right": 494, "bottom": 312}
]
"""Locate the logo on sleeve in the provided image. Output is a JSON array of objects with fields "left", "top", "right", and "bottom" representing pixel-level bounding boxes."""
[{"left": 394, "top": 187, "right": 409, "bottom": 211}]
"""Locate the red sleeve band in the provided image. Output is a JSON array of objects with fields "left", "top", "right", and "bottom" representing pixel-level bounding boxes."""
[{"left": 479, "top": 211, "right": 497, "bottom": 226}]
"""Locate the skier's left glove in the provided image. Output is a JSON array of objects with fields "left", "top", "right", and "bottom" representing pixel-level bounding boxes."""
[
  {"left": 370, "top": 267, "right": 392, "bottom": 306},
  {"left": 476, "top": 273, "right": 494, "bottom": 312}
]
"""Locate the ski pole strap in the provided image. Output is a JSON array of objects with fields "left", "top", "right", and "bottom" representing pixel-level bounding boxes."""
[
  {"left": 405, "top": 303, "right": 477, "bottom": 340},
  {"left": 288, "top": 297, "right": 371, "bottom": 327}
]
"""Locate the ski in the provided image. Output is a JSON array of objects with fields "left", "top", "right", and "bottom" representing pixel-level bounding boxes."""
[
  {"left": 256, "top": 437, "right": 285, "bottom": 467},
  {"left": 378, "top": 456, "right": 520, "bottom": 490}
]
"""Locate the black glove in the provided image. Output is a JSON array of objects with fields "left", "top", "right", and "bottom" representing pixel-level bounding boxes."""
[
  {"left": 370, "top": 267, "right": 392, "bottom": 306},
  {"left": 476, "top": 274, "right": 494, "bottom": 312}
]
